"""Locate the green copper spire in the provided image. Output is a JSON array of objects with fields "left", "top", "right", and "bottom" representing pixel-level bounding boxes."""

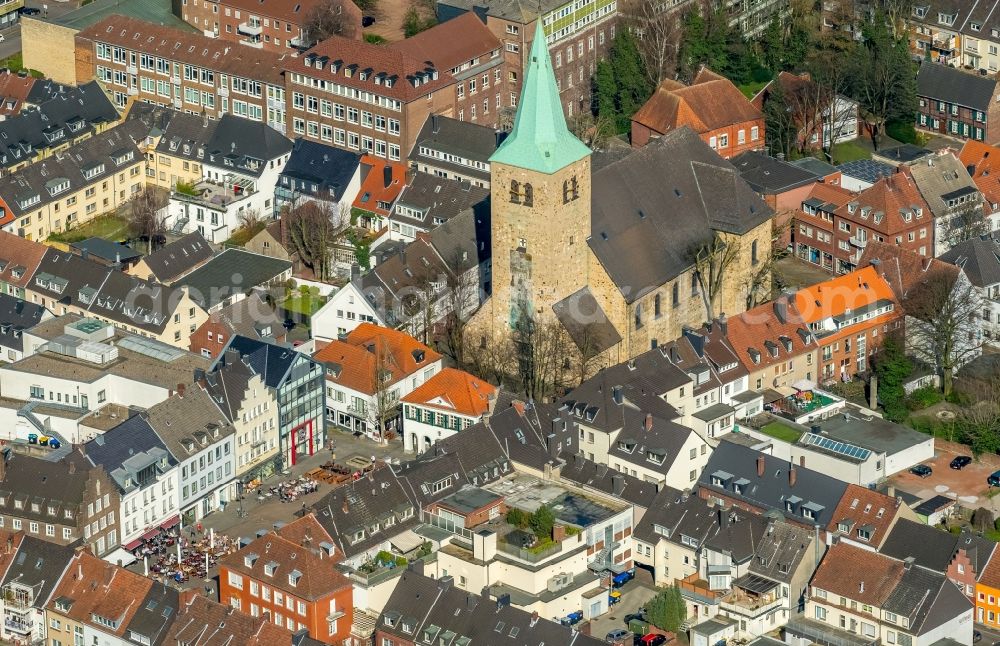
[{"left": 489, "top": 20, "right": 591, "bottom": 174}]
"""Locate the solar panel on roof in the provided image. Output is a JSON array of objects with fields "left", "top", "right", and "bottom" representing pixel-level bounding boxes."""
[{"left": 801, "top": 432, "right": 871, "bottom": 461}]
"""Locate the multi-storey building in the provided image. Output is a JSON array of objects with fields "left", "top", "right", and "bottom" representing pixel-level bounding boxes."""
[
  {"left": 916, "top": 62, "right": 1000, "bottom": 143},
  {"left": 400, "top": 367, "right": 495, "bottom": 453},
  {"left": 179, "top": 0, "right": 362, "bottom": 52},
  {"left": 214, "top": 337, "right": 326, "bottom": 468},
  {"left": 908, "top": 152, "right": 986, "bottom": 256},
  {"left": 437, "top": 0, "right": 618, "bottom": 117},
  {"left": 796, "top": 172, "right": 933, "bottom": 275},
  {"left": 408, "top": 114, "right": 498, "bottom": 188},
  {"left": 0, "top": 451, "right": 120, "bottom": 556},
  {"left": 394, "top": 13, "right": 505, "bottom": 128},
  {"left": 940, "top": 233, "right": 1000, "bottom": 344},
  {"left": 725, "top": 0, "right": 789, "bottom": 38},
  {"left": 793, "top": 266, "right": 902, "bottom": 381},
  {"left": 286, "top": 37, "right": 455, "bottom": 164},
  {"left": 0, "top": 536, "right": 74, "bottom": 646},
  {"left": 75, "top": 15, "right": 289, "bottom": 132},
  {"left": 908, "top": 1, "right": 969, "bottom": 64}
]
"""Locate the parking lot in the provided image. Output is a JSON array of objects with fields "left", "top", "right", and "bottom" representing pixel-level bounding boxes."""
[
  {"left": 587, "top": 578, "right": 659, "bottom": 644},
  {"left": 888, "top": 441, "right": 1000, "bottom": 512}
]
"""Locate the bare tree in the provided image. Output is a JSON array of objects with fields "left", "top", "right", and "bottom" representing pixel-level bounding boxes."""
[
  {"left": 939, "top": 203, "right": 991, "bottom": 252},
  {"left": 692, "top": 233, "right": 742, "bottom": 320},
  {"left": 439, "top": 261, "right": 480, "bottom": 367},
  {"left": 569, "top": 322, "right": 609, "bottom": 386},
  {"left": 128, "top": 186, "right": 168, "bottom": 255},
  {"left": 469, "top": 327, "right": 514, "bottom": 387},
  {"left": 567, "top": 111, "right": 616, "bottom": 150},
  {"left": 238, "top": 207, "right": 264, "bottom": 231},
  {"left": 806, "top": 49, "right": 855, "bottom": 159},
  {"left": 905, "top": 270, "right": 982, "bottom": 397},
  {"left": 304, "top": 0, "right": 348, "bottom": 44},
  {"left": 366, "top": 341, "right": 401, "bottom": 443},
  {"left": 511, "top": 306, "right": 575, "bottom": 402},
  {"left": 284, "top": 201, "right": 344, "bottom": 281},
  {"left": 623, "top": 0, "right": 683, "bottom": 87}
]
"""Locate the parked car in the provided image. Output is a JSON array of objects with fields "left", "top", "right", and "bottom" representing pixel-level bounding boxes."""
[
  {"left": 910, "top": 464, "right": 932, "bottom": 478},
  {"left": 639, "top": 635, "right": 667, "bottom": 646},
  {"left": 612, "top": 570, "right": 635, "bottom": 587},
  {"left": 989, "top": 470, "right": 1000, "bottom": 487},
  {"left": 605, "top": 629, "right": 630, "bottom": 644},
  {"left": 623, "top": 609, "right": 646, "bottom": 624},
  {"left": 950, "top": 456, "right": 972, "bottom": 470},
  {"left": 19, "top": 6, "right": 40, "bottom": 14}
]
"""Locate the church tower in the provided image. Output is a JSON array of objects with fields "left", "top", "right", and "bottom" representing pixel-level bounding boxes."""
[{"left": 487, "top": 20, "right": 593, "bottom": 329}]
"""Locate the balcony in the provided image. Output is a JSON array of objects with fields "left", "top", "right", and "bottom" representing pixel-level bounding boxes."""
[
  {"left": 719, "top": 593, "right": 785, "bottom": 618},
  {"left": 238, "top": 22, "right": 262, "bottom": 37},
  {"left": 848, "top": 235, "right": 867, "bottom": 248},
  {"left": 677, "top": 574, "right": 725, "bottom": 606},
  {"left": 3, "top": 617, "right": 31, "bottom": 634}
]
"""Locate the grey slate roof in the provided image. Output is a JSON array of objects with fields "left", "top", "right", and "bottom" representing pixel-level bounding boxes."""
[
  {"left": 378, "top": 570, "right": 606, "bottom": 646},
  {"left": 884, "top": 565, "right": 972, "bottom": 635},
  {"left": 204, "top": 114, "right": 293, "bottom": 177},
  {"left": 731, "top": 151, "right": 820, "bottom": 194},
  {"left": 392, "top": 172, "right": 490, "bottom": 230},
  {"left": 144, "top": 387, "right": 235, "bottom": 462},
  {"left": 280, "top": 138, "right": 362, "bottom": 202},
  {"left": 696, "top": 442, "right": 849, "bottom": 528},
  {"left": 607, "top": 411, "right": 694, "bottom": 476},
  {"left": 140, "top": 232, "right": 215, "bottom": 284},
  {"left": 917, "top": 62, "right": 998, "bottom": 111},
  {"left": 551, "top": 286, "right": 621, "bottom": 354},
  {"left": 0, "top": 536, "right": 74, "bottom": 610},
  {"left": 939, "top": 232, "right": 1000, "bottom": 288},
  {"left": 632, "top": 488, "right": 720, "bottom": 546},
  {"left": 70, "top": 237, "right": 140, "bottom": 265},
  {"left": 589, "top": 127, "right": 773, "bottom": 303},
  {"left": 202, "top": 357, "right": 257, "bottom": 423},
  {"left": 880, "top": 518, "right": 996, "bottom": 575},
  {"left": 85, "top": 413, "right": 177, "bottom": 495},
  {"left": 0, "top": 293, "right": 47, "bottom": 353},
  {"left": 215, "top": 336, "right": 308, "bottom": 391},
  {"left": 408, "top": 114, "right": 499, "bottom": 184},
  {"left": 126, "top": 582, "right": 179, "bottom": 646},
  {"left": 558, "top": 452, "right": 660, "bottom": 509},
  {"left": 175, "top": 248, "right": 292, "bottom": 310}
]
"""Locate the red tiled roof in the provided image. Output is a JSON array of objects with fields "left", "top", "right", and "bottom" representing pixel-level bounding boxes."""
[
  {"left": 220, "top": 532, "right": 350, "bottom": 600},
  {"left": 0, "top": 71, "right": 35, "bottom": 116},
  {"left": 392, "top": 12, "right": 500, "bottom": 74},
  {"left": 353, "top": 155, "right": 407, "bottom": 216},
  {"left": 724, "top": 296, "right": 817, "bottom": 373},
  {"left": 859, "top": 240, "right": 960, "bottom": 304},
  {"left": 793, "top": 266, "right": 898, "bottom": 324},
  {"left": 979, "top": 548, "right": 1000, "bottom": 589},
  {"left": 313, "top": 322, "right": 441, "bottom": 394},
  {"left": 299, "top": 35, "right": 455, "bottom": 102},
  {"left": 166, "top": 594, "right": 293, "bottom": 645},
  {"left": 960, "top": 140, "right": 1000, "bottom": 208},
  {"left": 0, "top": 231, "right": 47, "bottom": 288},
  {"left": 812, "top": 542, "right": 904, "bottom": 606},
  {"left": 276, "top": 513, "right": 334, "bottom": 547},
  {"left": 77, "top": 16, "right": 290, "bottom": 85},
  {"left": 632, "top": 68, "right": 762, "bottom": 136},
  {"left": 401, "top": 367, "right": 496, "bottom": 416},
  {"left": 826, "top": 484, "right": 904, "bottom": 548},
  {"left": 48, "top": 551, "right": 153, "bottom": 635},
  {"left": 835, "top": 173, "right": 931, "bottom": 237}
]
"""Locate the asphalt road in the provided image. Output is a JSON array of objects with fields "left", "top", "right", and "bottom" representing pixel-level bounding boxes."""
[{"left": 0, "top": 0, "right": 79, "bottom": 61}]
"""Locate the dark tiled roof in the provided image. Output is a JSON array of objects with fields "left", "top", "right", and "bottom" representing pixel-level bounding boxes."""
[
  {"left": 917, "top": 62, "right": 997, "bottom": 111},
  {"left": 0, "top": 294, "right": 46, "bottom": 352},
  {"left": 139, "top": 232, "right": 215, "bottom": 284},
  {"left": 84, "top": 413, "right": 176, "bottom": 494},
  {"left": 126, "top": 582, "right": 179, "bottom": 646},
  {"left": 0, "top": 452, "right": 101, "bottom": 525},
  {"left": 0, "top": 536, "right": 75, "bottom": 609},
  {"left": 558, "top": 453, "right": 660, "bottom": 509},
  {"left": 392, "top": 172, "right": 490, "bottom": 230},
  {"left": 633, "top": 488, "right": 719, "bottom": 545},
  {"left": 144, "top": 388, "right": 234, "bottom": 462},
  {"left": 880, "top": 518, "right": 994, "bottom": 574},
  {"left": 70, "top": 238, "right": 141, "bottom": 264},
  {"left": 939, "top": 232, "right": 1000, "bottom": 287},
  {"left": 176, "top": 249, "right": 292, "bottom": 310},
  {"left": 731, "top": 151, "right": 819, "bottom": 194},
  {"left": 202, "top": 355, "right": 259, "bottom": 423},
  {"left": 607, "top": 411, "right": 694, "bottom": 476},
  {"left": 409, "top": 114, "right": 499, "bottom": 183},
  {"left": 204, "top": 115, "right": 294, "bottom": 178},
  {"left": 589, "top": 128, "right": 772, "bottom": 303},
  {"left": 216, "top": 336, "right": 310, "bottom": 390},
  {"left": 281, "top": 138, "right": 362, "bottom": 202}
]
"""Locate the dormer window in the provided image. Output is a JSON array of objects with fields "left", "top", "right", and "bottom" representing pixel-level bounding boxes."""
[
  {"left": 244, "top": 553, "right": 258, "bottom": 568},
  {"left": 264, "top": 561, "right": 278, "bottom": 576},
  {"left": 288, "top": 569, "right": 301, "bottom": 586}
]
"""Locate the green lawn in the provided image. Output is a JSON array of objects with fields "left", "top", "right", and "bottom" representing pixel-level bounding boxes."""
[
  {"left": 282, "top": 293, "right": 324, "bottom": 315},
  {"left": 224, "top": 222, "right": 266, "bottom": 248},
  {"left": 759, "top": 421, "right": 803, "bottom": 443},
  {"left": 739, "top": 80, "right": 769, "bottom": 100},
  {"left": 48, "top": 214, "right": 130, "bottom": 244},
  {"left": 830, "top": 140, "right": 871, "bottom": 164}
]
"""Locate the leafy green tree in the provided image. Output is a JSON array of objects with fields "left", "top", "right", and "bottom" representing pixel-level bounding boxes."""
[
  {"left": 645, "top": 584, "right": 686, "bottom": 632},
  {"left": 593, "top": 31, "right": 653, "bottom": 134},
  {"left": 530, "top": 504, "right": 556, "bottom": 539},
  {"left": 506, "top": 508, "right": 528, "bottom": 528},
  {"left": 873, "top": 336, "right": 912, "bottom": 422}
]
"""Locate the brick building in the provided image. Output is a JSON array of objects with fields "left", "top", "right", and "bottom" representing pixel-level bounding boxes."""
[
  {"left": 794, "top": 172, "right": 933, "bottom": 275},
  {"left": 393, "top": 13, "right": 504, "bottom": 128},
  {"left": 437, "top": 0, "right": 618, "bottom": 118},
  {"left": 75, "top": 15, "right": 290, "bottom": 134},
  {"left": 179, "top": 0, "right": 362, "bottom": 52},
  {"left": 287, "top": 37, "right": 456, "bottom": 163},
  {"left": 219, "top": 515, "right": 353, "bottom": 644},
  {"left": 630, "top": 68, "right": 765, "bottom": 156},
  {"left": 916, "top": 62, "right": 1000, "bottom": 143},
  {"left": 792, "top": 266, "right": 903, "bottom": 381}
]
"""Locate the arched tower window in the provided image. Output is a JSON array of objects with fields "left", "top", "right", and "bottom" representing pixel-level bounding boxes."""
[
  {"left": 562, "top": 176, "right": 579, "bottom": 203},
  {"left": 509, "top": 180, "right": 521, "bottom": 204},
  {"left": 523, "top": 183, "right": 533, "bottom": 207}
]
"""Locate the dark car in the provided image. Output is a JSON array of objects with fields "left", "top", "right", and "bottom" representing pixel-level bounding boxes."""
[
  {"left": 19, "top": 6, "right": 40, "bottom": 14},
  {"left": 623, "top": 609, "right": 646, "bottom": 625},
  {"left": 951, "top": 456, "right": 973, "bottom": 470},
  {"left": 362, "top": 15, "right": 376, "bottom": 26},
  {"left": 910, "top": 464, "right": 933, "bottom": 478}
]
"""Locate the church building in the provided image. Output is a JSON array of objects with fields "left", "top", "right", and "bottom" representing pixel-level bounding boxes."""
[{"left": 469, "top": 21, "right": 775, "bottom": 365}]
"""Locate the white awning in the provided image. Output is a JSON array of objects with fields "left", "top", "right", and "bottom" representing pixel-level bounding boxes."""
[
  {"left": 775, "top": 386, "right": 797, "bottom": 397},
  {"left": 390, "top": 529, "right": 425, "bottom": 554},
  {"left": 103, "top": 547, "right": 137, "bottom": 567},
  {"left": 792, "top": 379, "right": 817, "bottom": 392}
]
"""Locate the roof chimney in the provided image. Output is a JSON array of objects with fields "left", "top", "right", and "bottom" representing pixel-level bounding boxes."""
[
  {"left": 644, "top": 414, "right": 653, "bottom": 432},
  {"left": 383, "top": 164, "right": 393, "bottom": 188},
  {"left": 756, "top": 455, "right": 765, "bottom": 477},
  {"left": 789, "top": 465, "right": 797, "bottom": 487},
  {"left": 177, "top": 383, "right": 186, "bottom": 398},
  {"left": 612, "top": 385, "right": 623, "bottom": 405}
]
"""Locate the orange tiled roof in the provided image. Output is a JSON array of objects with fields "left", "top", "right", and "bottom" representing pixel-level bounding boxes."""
[
  {"left": 353, "top": 155, "right": 407, "bottom": 217},
  {"left": 401, "top": 367, "right": 496, "bottom": 417},
  {"left": 220, "top": 532, "right": 350, "bottom": 601},
  {"left": 0, "top": 231, "right": 46, "bottom": 288},
  {"left": 724, "top": 296, "right": 817, "bottom": 373},
  {"left": 826, "top": 484, "right": 904, "bottom": 548},
  {"left": 960, "top": 140, "right": 1000, "bottom": 208},
  {"left": 0, "top": 71, "right": 35, "bottom": 116},
  {"left": 49, "top": 551, "right": 152, "bottom": 635},
  {"left": 835, "top": 173, "right": 931, "bottom": 237},
  {"left": 793, "top": 266, "right": 898, "bottom": 325},
  {"left": 313, "top": 322, "right": 441, "bottom": 394},
  {"left": 979, "top": 548, "right": 1000, "bottom": 589},
  {"left": 632, "top": 67, "right": 763, "bottom": 136},
  {"left": 811, "top": 541, "right": 904, "bottom": 606}
]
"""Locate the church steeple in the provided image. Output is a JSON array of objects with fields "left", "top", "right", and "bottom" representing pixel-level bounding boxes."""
[{"left": 489, "top": 20, "right": 591, "bottom": 175}]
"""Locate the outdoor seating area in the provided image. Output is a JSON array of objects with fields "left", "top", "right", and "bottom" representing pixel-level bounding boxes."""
[
  {"left": 133, "top": 526, "right": 239, "bottom": 584},
  {"left": 254, "top": 476, "right": 320, "bottom": 503}
]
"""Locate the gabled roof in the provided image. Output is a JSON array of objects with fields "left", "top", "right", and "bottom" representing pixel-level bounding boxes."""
[
  {"left": 392, "top": 172, "right": 490, "bottom": 229},
  {"left": 792, "top": 266, "right": 897, "bottom": 325},
  {"left": 313, "top": 323, "right": 441, "bottom": 395},
  {"left": 281, "top": 138, "right": 362, "bottom": 202},
  {"left": 391, "top": 12, "right": 499, "bottom": 75},
  {"left": 0, "top": 452, "right": 102, "bottom": 525},
  {"left": 811, "top": 541, "right": 904, "bottom": 606},
  {"left": 907, "top": 152, "right": 982, "bottom": 219},
  {"left": 408, "top": 114, "right": 499, "bottom": 183},
  {"left": 85, "top": 413, "right": 177, "bottom": 494},
  {"left": 400, "top": 367, "right": 496, "bottom": 417},
  {"left": 144, "top": 387, "right": 234, "bottom": 462},
  {"left": 220, "top": 532, "right": 350, "bottom": 600},
  {"left": 860, "top": 240, "right": 961, "bottom": 304},
  {"left": 126, "top": 582, "right": 179, "bottom": 646},
  {"left": 353, "top": 155, "right": 407, "bottom": 216},
  {"left": 589, "top": 127, "right": 772, "bottom": 303},
  {"left": 559, "top": 454, "right": 660, "bottom": 509},
  {"left": 959, "top": 139, "right": 1000, "bottom": 207},
  {"left": 724, "top": 296, "right": 817, "bottom": 373},
  {"left": 0, "top": 535, "right": 74, "bottom": 609},
  {"left": 489, "top": 20, "right": 590, "bottom": 174},
  {"left": 835, "top": 172, "right": 932, "bottom": 236},
  {"left": 203, "top": 114, "right": 293, "bottom": 177},
  {"left": 0, "top": 70, "right": 36, "bottom": 115},
  {"left": 551, "top": 287, "right": 622, "bottom": 355},
  {"left": 198, "top": 292, "right": 286, "bottom": 349},
  {"left": 165, "top": 594, "right": 292, "bottom": 645},
  {"left": 0, "top": 230, "right": 47, "bottom": 289},
  {"left": 138, "top": 232, "right": 215, "bottom": 284},
  {"left": 917, "top": 62, "right": 997, "bottom": 111},
  {"left": 202, "top": 357, "right": 261, "bottom": 423},
  {"left": 939, "top": 232, "right": 1000, "bottom": 287},
  {"left": 632, "top": 68, "right": 763, "bottom": 137},
  {"left": 607, "top": 410, "right": 694, "bottom": 476},
  {"left": 216, "top": 336, "right": 312, "bottom": 390},
  {"left": 826, "top": 483, "right": 905, "bottom": 548},
  {"left": 0, "top": 293, "right": 47, "bottom": 352},
  {"left": 884, "top": 565, "right": 970, "bottom": 635},
  {"left": 632, "top": 488, "right": 720, "bottom": 545},
  {"left": 48, "top": 551, "right": 153, "bottom": 635},
  {"left": 175, "top": 248, "right": 292, "bottom": 310},
  {"left": 880, "top": 518, "right": 996, "bottom": 575}
]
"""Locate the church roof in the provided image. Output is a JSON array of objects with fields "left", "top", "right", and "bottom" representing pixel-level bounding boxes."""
[{"left": 489, "top": 21, "right": 590, "bottom": 174}]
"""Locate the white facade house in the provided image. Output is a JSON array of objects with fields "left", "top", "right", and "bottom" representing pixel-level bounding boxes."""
[
  {"left": 311, "top": 282, "right": 385, "bottom": 343},
  {"left": 400, "top": 367, "right": 496, "bottom": 453},
  {"left": 940, "top": 232, "right": 1000, "bottom": 346}
]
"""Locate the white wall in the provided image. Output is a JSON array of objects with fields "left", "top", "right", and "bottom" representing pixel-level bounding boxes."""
[
  {"left": 311, "top": 283, "right": 385, "bottom": 343},
  {"left": 120, "top": 469, "right": 180, "bottom": 545}
]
